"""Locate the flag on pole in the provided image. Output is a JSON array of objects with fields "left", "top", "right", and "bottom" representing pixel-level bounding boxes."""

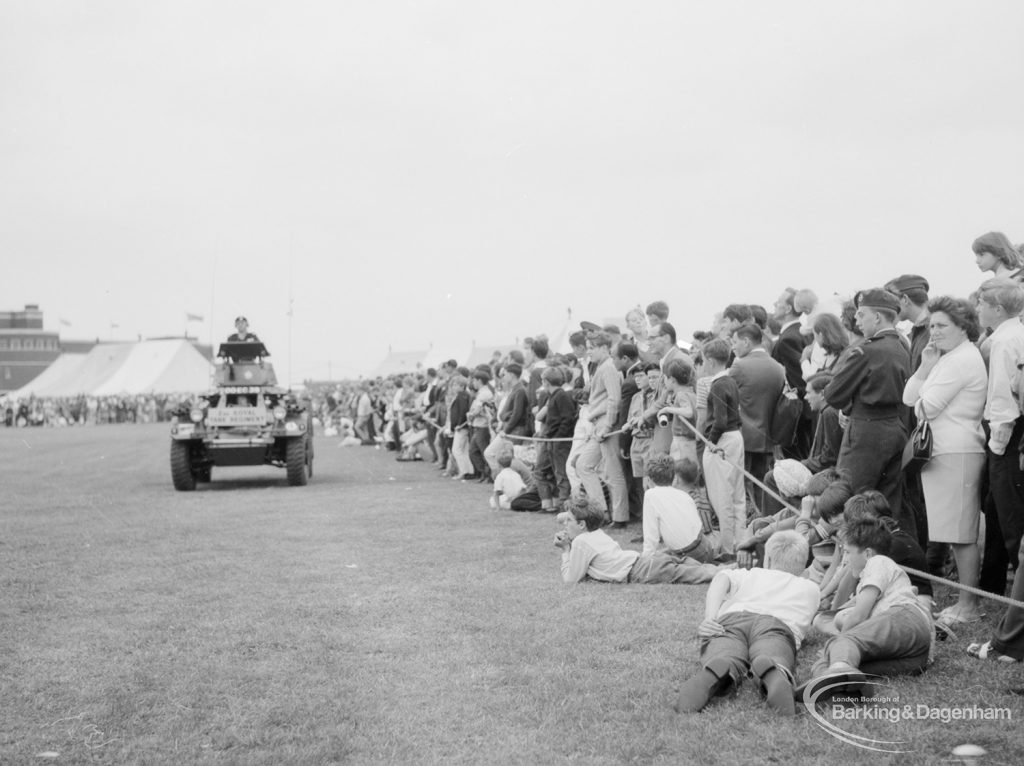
[{"left": 185, "top": 312, "right": 204, "bottom": 322}]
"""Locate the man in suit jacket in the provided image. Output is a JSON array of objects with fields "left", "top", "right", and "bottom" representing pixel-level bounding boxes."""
[
  {"left": 730, "top": 323, "right": 785, "bottom": 515},
  {"left": 643, "top": 321, "right": 690, "bottom": 455},
  {"left": 771, "top": 288, "right": 811, "bottom": 459}
]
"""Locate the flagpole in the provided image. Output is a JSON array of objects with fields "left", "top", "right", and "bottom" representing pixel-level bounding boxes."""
[
  {"left": 287, "top": 231, "right": 294, "bottom": 389},
  {"left": 209, "top": 239, "right": 217, "bottom": 386}
]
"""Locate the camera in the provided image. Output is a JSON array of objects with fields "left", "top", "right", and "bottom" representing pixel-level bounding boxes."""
[{"left": 658, "top": 413, "right": 670, "bottom": 427}]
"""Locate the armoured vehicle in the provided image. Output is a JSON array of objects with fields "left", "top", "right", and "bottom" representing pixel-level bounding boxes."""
[{"left": 169, "top": 341, "right": 313, "bottom": 490}]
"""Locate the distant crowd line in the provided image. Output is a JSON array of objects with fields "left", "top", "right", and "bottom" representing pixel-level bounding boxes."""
[{"left": 0, "top": 393, "right": 193, "bottom": 427}]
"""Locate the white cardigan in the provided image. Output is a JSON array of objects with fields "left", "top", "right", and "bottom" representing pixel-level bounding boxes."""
[{"left": 903, "top": 339, "right": 987, "bottom": 455}]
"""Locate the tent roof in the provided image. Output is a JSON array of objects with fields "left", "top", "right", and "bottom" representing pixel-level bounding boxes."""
[
  {"left": 11, "top": 353, "right": 89, "bottom": 397},
  {"left": 371, "top": 349, "right": 429, "bottom": 377},
  {"left": 12, "top": 340, "right": 213, "bottom": 397},
  {"left": 464, "top": 344, "right": 518, "bottom": 369},
  {"left": 93, "top": 339, "right": 213, "bottom": 395}
]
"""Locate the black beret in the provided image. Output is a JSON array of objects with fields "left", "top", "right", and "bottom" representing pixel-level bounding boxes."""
[{"left": 855, "top": 289, "right": 901, "bottom": 313}]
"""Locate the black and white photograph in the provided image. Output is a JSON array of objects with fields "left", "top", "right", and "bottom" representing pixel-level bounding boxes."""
[{"left": 3, "top": 2, "right": 1024, "bottom": 763}]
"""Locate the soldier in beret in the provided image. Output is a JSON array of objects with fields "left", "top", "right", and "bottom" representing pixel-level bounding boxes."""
[{"left": 822, "top": 289, "right": 912, "bottom": 522}]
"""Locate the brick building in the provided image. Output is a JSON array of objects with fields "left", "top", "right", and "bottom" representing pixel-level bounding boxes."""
[{"left": 0, "top": 304, "right": 62, "bottom": 393}]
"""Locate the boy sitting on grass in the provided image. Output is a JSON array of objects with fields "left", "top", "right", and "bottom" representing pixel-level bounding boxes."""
[
  {"left": 797, "top": 517, "right": 933, "bottom": 700},
  {"left": 490, "top": 451, "right": 526, "bottom": 510},
  {"left": 674, "top": 530, "right": 818, "bottom": 716},
  {"left": 814, "top": 491, "right": 933, "bottom": 633},
  {"left": 675, "top": 457, "right": 718, "bottom": 539},
  {"left": 641, "top": 454, "right": 722, "bottom": 564},
  {"left": 554, "top": 496, "right": 724, "bottom": 585}
]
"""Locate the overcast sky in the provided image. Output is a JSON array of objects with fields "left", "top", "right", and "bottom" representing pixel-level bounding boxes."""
[{"left": 2, "top": 1, "right": 1022, "bottom": 383}]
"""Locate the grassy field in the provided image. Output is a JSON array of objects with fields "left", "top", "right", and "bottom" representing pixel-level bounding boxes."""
[{"left": 2, "top": 424, "right": 1023, "bottom": 765}]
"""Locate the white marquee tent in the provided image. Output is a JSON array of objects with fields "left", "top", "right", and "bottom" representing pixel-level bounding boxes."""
[{"left": 13, "top": 339, "right": 213, "bottom": 397}]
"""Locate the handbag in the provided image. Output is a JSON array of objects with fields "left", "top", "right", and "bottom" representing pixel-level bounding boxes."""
[{"left": 901, "top": 417, "right": 932, "bottom": 469}]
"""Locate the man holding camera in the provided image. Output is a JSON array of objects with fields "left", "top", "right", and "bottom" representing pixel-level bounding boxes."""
[{"left": 643, "top": 321, "right": 690, "bottom": 455}]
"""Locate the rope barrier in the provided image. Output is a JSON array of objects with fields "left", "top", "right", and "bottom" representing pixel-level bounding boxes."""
[
  {"left": 419, "top": 411, "right": 621, "bottom": 444},
  {"left": 900, "top": 566, "right": 1024, "bottom": 612},
  {"left": 415, "top": 398, "right": 1024, "bottom": 613},
  {"left": 675, "top": 415, "right": 804, "bottom": 517}
]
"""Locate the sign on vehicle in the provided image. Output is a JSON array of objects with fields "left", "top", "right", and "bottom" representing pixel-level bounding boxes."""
[{"left": 206, "top": 407, "right": 267, "bottom": 427}]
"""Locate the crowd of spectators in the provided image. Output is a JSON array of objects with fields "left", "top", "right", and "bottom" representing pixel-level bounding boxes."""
[
  {"left": 8, "top": 230, "right": 1024, "bottom": 701},
  {"left": 344, "top": 229, "right": 1024, "bottom": 698},
  {"left": 0, "top": 393, "right": 194, "bottom": 427}
]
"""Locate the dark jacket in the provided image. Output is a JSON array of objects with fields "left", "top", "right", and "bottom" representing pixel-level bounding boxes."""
[
  {"left": 544, "top": 388, "right": 578, "bottom": 439},
  {"left": 501, "top": 383, "right": 531, "bottom": 436},
  {"left": 704, "top": 375, "right": 742, "bottom": 445},
  {"left": 825, "top": 329, "right": 910, "bottom": 418},
  {"left": 771, "top": 321, "right": 807, "bottom": 395},
  {"left": 450, "top": 391, "right": 471, "bottom": 430}
]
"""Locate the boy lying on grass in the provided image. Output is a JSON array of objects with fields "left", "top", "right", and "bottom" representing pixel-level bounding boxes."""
[
  {"left": 674, "top": 531, "right": 819, "bottom": 716},
  {"left": 797, "top": 517, "right": 933, "bottom": 700},
  {"left": 554, "top": 496, "right": 724, "bottom": 584}
]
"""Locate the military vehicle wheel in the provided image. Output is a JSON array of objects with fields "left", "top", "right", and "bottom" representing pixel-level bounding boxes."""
[
  {"left": 286, "top": 438, "right": 308, "bottom": 486},
  {"left": 171, "top": 441, "right": 197, "bottom": 491}
]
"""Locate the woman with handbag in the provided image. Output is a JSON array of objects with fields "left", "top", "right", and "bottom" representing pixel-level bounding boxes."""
[{"left": 902, "top": 297, "right": 988, "bottom": 628}]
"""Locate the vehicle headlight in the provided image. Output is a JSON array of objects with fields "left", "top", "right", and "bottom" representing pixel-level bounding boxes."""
[
  {"left": 285, "top": 421, "right": 299, "bottom": 432},
  {"left": 190, "top": 408, "right": 204, "bottom": 423},
  {"left": 273, "top": 406, "right": 287, "bottom": 421}
]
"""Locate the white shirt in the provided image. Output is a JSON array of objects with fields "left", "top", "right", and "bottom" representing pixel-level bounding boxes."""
[
  {"left": 983, "top": 317, "right": 1024, "bottom": 454},
  {"left": 856, "top": 555, "right": 930, "bottom": 622},
  {"left": 642, "top": 486, "right": 704, "bottom": 556},
  {"left": 717, "top": 568, "right": 819, "bottom": 647},
  {"left": 560, "top": 529, "right": 639, "bottom": 583},
  {"left": 493, "top": 467, "right": 525, "bottom": 500}
]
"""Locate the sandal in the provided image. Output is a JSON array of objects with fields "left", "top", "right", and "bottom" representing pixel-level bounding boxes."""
[
  {"left": 935, "top": 606, "right": 985, "bottom": 625},
  {"left": 966, "top": 641, "right": 1019, "bottom": 663},
  {"left": 934, "top": 607, "right": 984, "bottom": 641}
]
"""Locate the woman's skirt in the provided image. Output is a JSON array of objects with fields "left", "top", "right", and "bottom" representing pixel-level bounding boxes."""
[{"left": 920, "top": 452, "right": 986, "bottom": 543}]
